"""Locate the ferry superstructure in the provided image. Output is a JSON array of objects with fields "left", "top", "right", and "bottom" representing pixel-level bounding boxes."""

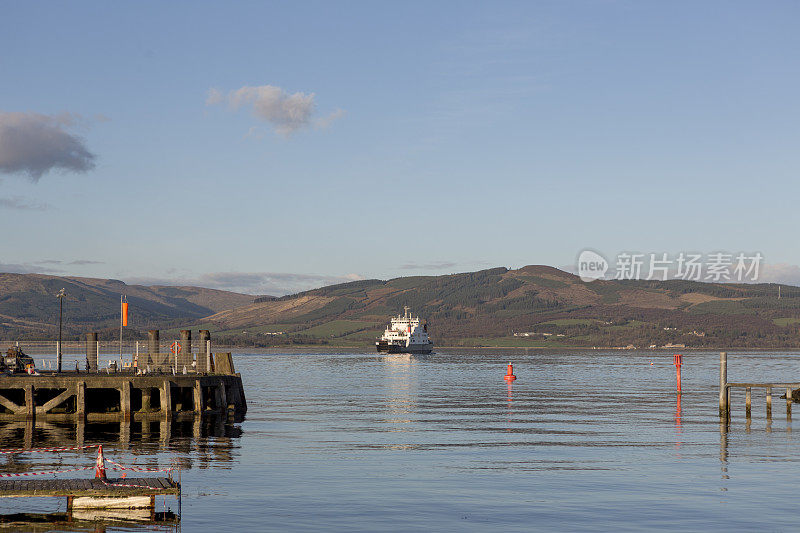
[{"left": 376, "top": 307, "right": 433, "bottom": 354}]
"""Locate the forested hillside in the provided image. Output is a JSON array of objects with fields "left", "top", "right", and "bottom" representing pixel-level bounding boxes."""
[
  {"left": 0, "top": 273, "right": 254, "bottom": 339},
  {"left": 199, "top": 265, "right": 800, "bottom": 349}
]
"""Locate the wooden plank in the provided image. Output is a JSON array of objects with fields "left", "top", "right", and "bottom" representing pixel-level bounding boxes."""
[
  {"left": 0, "top": 477, "right": 179, "bottom": 497},
  {"left": 37, "top": 388, "right": 74, "bottom": 414},
  {"left": 0, "top": 393, "right": 21, "bottom": 414}
]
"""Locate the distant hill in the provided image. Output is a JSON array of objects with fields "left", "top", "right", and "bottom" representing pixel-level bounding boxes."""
[
  {"left": 0, "top": 273, "right": 253, "bottom": 339},
  {"left": 200, "top": 265, "right": 800, "bottom": 349}
]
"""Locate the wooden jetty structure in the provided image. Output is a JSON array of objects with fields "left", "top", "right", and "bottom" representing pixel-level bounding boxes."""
[
  {"left": 0, "top": 477, "right": 179, "bottom": 508},
  {"left": 719, "top": 351, "right": 797, "bottom": 420},
  {"left": 0, "top": 330, "right": 246, "bottom": 422},
  {"left": 0, "top": 445, "right": 181, "bottom": 523}
]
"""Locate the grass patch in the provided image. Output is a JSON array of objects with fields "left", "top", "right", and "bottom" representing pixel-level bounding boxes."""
[
  {"left": 296, "top": 320, "right": 379, "bottom": 338},
  {"left": 517, "top": 275, "right": 568, "bottom": 289},
  {"left": 773, "top": 317, "right": 800, "bottom": 326},
  {"left": 448, "top": 336, "right": 573, "bottom": 348},
  {"left": 539, "top": 318, "right": 598, "bottom": 326}
]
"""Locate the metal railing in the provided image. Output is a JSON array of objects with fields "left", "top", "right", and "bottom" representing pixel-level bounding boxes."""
[{"left": 0, "top": 340, "right": 230, "bottom": 374}]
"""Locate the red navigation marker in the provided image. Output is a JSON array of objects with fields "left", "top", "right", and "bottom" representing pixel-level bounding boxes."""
[
  {"left": 673, "top": 354, "right": 683, "bottom": 394},
  {"left": 504, "top": 362, "right": 517, "bottom": 382}
]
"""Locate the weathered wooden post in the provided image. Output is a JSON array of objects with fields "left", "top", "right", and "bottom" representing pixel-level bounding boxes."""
[
  {"left": 745, "top": 387, "right": 751, "bottom": 418},
  {"left": 24, "top": 385, "right": 34, "bottom": 420},
  {"left": 76, "top": 381, "right": 86, "bottom": 420},
  {"left": 121, "top": 381, "right": 131, "bottom": 420},
  {"left": 719, "top": 351, "right": 728, "bottom": 417},
  {"left": 787, "top": 387, "right": 792, "bottom": 419},
  {"left": 215, "top": 383, "right": 227, "bottom": 413},
  {"left": 766, "top": 386, "right": 772, "bottom": 419},
  {"left": 161, "top": 381, "right": 172, "bottom": 419},
  {"left": 193, "top": 380, "right": 203, "bottom": 414}
]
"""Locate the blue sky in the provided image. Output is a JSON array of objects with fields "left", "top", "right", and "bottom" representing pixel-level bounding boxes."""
[{"left": 2, "top": 1, "right": 800, "bottom": 294}]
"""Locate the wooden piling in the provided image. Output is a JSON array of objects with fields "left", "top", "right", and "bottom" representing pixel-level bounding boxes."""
[
  {"left": 193, "top": 380, "right": 203, "bottom": 413},
  {"left": 76, "top": 381, "right": 86, "bottom": 420},
  {"left": 745, "top": 387, "right": 751, "bottom": 418},
  {"left": 787, "top": 387, "right": 792, "bottom": 419},
  {"left": 121, "top": 381, "right": 131, "bottom": 420},
  {"left": 24, "top": 385, "right": 34, "bottom": 420},
  {"left": 766, "top": 386, "right": 772, "bottom": 419},
  {"left": 719, "top": 351, "right": 728, "bottom": 417},
  {"left": 161, "top": 381, "right": 172, "bottom": 419}
]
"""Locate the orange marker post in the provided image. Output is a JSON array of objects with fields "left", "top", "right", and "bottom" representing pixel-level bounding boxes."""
[
  {"left": 673, "top": 354, "right": 683, "bottom": 394},
  {"left": 504, "top": 362, "right": 516, "bottom": 382}
]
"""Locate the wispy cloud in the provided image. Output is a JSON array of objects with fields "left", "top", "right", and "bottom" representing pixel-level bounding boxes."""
[
  {"left": 127, "top": 271, "right": 364, "bottom": 296},
  {"left": 0, "top": 262, "right": 61, "bottom": 274},
  {"left": 206, "top": 85, "right": 344, "bottom": 136},
  {"left": 0, "top": 196, "right": 51, "bottom": 210},
  {"left": 0, "top": 111, "right": 96, "bottom": 181},
  {"left": 0, "top": 258, "right": 104, "bottom": 274}
]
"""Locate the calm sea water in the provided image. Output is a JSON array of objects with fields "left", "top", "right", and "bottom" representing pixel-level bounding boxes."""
[{"left": 2, "top": 349, "right": 800, "bottom": 531}]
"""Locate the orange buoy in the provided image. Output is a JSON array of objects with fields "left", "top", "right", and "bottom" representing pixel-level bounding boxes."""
[
  {"left": 95, "top": 445, "right": 106, "bottom": 479},
  {"left": 504, "top": 362, "right": 516, "bottom": 381}
]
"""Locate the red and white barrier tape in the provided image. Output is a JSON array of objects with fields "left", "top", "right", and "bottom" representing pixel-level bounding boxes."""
[
  {"left": 101, "top": 479, "right": 172, "bottom": 490},
  {"left": 0, "top": 444, "right": 100, "bottom": 455},
  {"left": 106, "top": 458, "right": 173, "bottom": 473},
  {"left": 0, "top": 466, "right": 94, "bottom": 478}
]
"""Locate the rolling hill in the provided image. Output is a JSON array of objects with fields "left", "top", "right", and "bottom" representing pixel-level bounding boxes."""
[
  {"left": 199, "top": 265, "right": 800, "bottom": 349},
  {"left": 0, "top": 273, "right": 254, "bottom": 339}
]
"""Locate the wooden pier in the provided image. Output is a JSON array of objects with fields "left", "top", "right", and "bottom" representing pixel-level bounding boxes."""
[
  {"left": 0, "top": 353, "right": 246, "bottom": 422},
  {"left": 719, "top": 351, "right": 797, "bottom": 420},
  {"left": 0, "top": 477, "right": 179, "bottom": 499}
]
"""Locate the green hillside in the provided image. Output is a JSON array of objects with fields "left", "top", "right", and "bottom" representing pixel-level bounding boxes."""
[
  {"left": 0, "top": 273, "right": 254, "bottom": 339},
  {"left": 202, "top": 265, "right": 800, "bottom": 349}
]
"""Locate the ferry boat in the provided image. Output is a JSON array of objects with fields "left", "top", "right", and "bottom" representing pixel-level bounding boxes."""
[{"left": 376, "top": 307, "right": 433, "bottom": 354}]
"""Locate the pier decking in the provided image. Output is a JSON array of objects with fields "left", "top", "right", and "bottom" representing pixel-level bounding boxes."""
[
  {"left": 0, "top": 348, "right": 246, "bottom": 421},
  {"left": 0, "top": 477, "right": 179, "bottom": 498}
]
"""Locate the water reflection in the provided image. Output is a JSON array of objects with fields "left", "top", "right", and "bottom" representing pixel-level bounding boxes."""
[
  {"left": 0, "top": 415, "right": 241, "bottom": 475},
  {"left": 382, "top": 354, "right": 417, "bottom": 428},
  {"left": 0, "top": 510, "right": 178, "bottom": 531}
]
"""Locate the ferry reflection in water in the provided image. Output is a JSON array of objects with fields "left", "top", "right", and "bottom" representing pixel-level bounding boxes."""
[{"left": 382, "top": 354, "right": 418, "bottom": 440}]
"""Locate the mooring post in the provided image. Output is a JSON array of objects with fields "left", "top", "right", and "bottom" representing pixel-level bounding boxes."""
[
  {"left": 766, "top": 386, "right": 772, "bottom": 419},
  {"left": 787, "top": 387, "right": 792, "bottom": 419},
  {"left": 86, "top": 333, "right": 98, "bottom": 373},
  {"left": 745, "top": 387, "right": 751, "bottom": 418},
  {"left": 719, "top": 351, "right": 728, "bottom": 417},
  {"left": 180, "top": 330, "right": 192, "bottom": 371},
  {"left": 148, "top": 329, "right": 160, "bottom": 368},
  {"left": 198, "top": 330, "right": 210, "bottom": 373}
]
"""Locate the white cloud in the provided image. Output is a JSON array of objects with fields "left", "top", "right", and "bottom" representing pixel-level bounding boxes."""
[
  {"left": 127, "top": 271, "right": 365, "bottom": 296},
  {"left": 0, "top": 111, "right": 96, "bottom": 181},
  {"left": 207, "top": 84, "right": 343, "bottom": 136},
  {"left": 756, "top": 263, "right": 800, "bottom": 286}
]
